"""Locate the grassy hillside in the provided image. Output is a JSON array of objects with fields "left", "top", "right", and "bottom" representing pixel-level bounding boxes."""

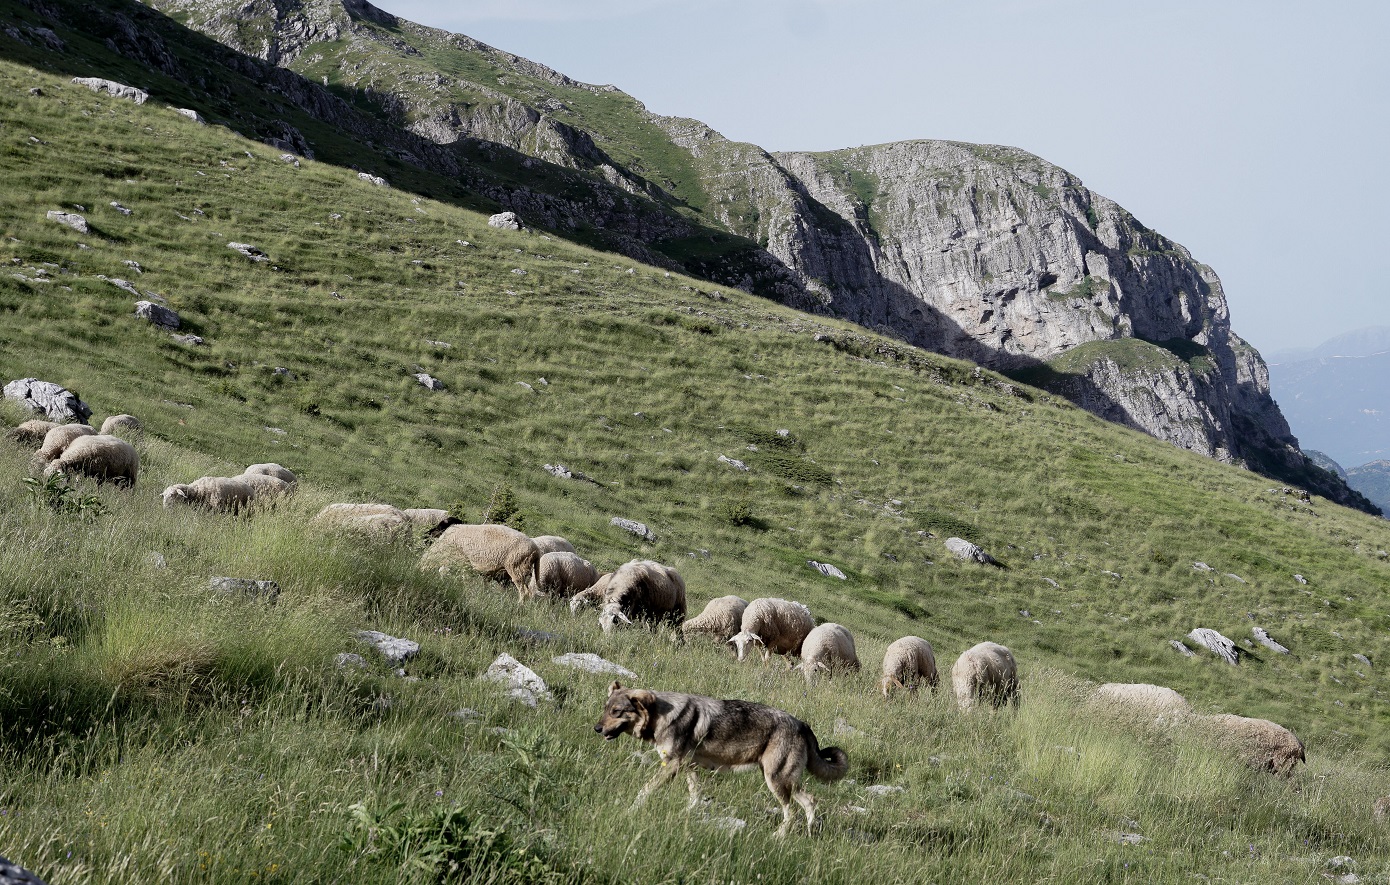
[{"left": 1, "top": 59, "right": 1390, "bottom": 881}]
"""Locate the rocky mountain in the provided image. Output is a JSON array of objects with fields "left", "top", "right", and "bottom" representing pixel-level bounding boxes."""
[
  {"left": 1347, "top": 461, "right": 1390, "bottom": 516},
  {"left": 1266, "top": 327, "right": 1390, "bottom": 470},
  {"left": 8, "top": 0, "right": 1371, "bottom": 511}
]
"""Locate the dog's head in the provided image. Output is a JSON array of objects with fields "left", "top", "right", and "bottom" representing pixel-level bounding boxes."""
[{"left": 594, "top": 681, "right": 656, "bottom": 741}]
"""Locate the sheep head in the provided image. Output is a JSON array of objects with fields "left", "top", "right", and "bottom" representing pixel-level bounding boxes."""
[
  {"left": 161, "top": 484, "right": 191, "bottom": 507},
  {"left": 598, "top": 602, "right": 632, "bottom": 634},
  {"left": 727, "top": 630, "right": 764, "bottom": 662}
]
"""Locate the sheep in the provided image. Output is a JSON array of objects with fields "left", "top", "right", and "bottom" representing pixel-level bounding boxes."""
[
  {"left": 402, "top": 508, "right": 449, "bottom": 528},
  {"left": 532, "top": 551, "right": 599, "bottom": 600},
  {"left": 796, "top": 623, "right": 860, "bottom": 683},
  {"left": 594, "top": 560, "right": 687, "bottom": 633},
  {"left": 728, "top": 598, "right": 814, "bottom": 663},
  {"left": 1198, "top": 713, "right": 1305, "bottom": 776},
  {"left": 163, "top": 476, "right": 254, "bottom": 512},
  {"left": 951, "top": 641, "right": 1019, "bottom": 710},
  {"left": 680, "top": 595, "right": 748, "bottom": 644},
  {"left": 419, "top": 522, "right": 540, "bottom": 597},
  {"left": 569, "top": 572, "right": 615, "bottom": 613},
  {"left": 1092, "top": 683, "right": 1191, "bottom": 720},
  {"left": 6, "top": 419, "right": 58, "bottom": 447},
  {"left": 531, "top": 535, "right": 576, "bottom": 555},
  {"left": 44, "top": 434, "right": 138, "bottom": 487},
  {"left": 99, "top": 414, "right": 141, "bottom": 437},
  {"left": 313, "top": 502, "right": 408, "bottom": 535},
  {"left": 236, "top": 472, "right": 294, "bottom": 502},
  {"left": 243, "top": 463, "right": 298, "bottom": 485},
  {"left": 35, "top": 423, "right": 97, "bottom": 462},
  {"left": 879, "top": 636, "right": 939, "bottom": 697}
]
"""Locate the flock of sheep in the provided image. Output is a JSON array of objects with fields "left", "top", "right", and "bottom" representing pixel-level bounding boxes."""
[{"left": 6, "top": 412, "right": 1306, "bottom": 777}]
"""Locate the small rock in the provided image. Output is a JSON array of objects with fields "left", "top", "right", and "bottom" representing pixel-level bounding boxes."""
[
  {"left": 356, "top": 630, "right": 420, "bottom": 664},
  {"left": 945, "top": 537, "right": 996, "bottom": 565},
  {"left": 1187, "top": 627, "right": 1239, "bottom": 665},
  {"left": 776, "top": 428, "right": 790, "bottom": 437},
  {"left": 1353, "top": 653, "right": 1372, "bottom": 667},
  {"left": 481, "top": 652, "right": 552, "bottom": 706},
  {"left": 174, "top": 108, "right": 204, "bottom": 124},
  {"left": 1252, "top": 627, "right": 1290, "bottom": 655},
  {"left": 1117, "top": 832, "right": 1144, "bottom": 845},
  {"left": 279, "top": 153, "right": 299, "bottom": 167},
  {"left": 864, "top": 785, "right": 905, "bottom": 797},
  {"left": 1327, "top": 857, "right": 1356, "bottom": 872},
  {"left": 334, "top": 652, "right": 367, "bottom": 670},
  {"left": 147, "top": 552, "right": 167, "bottom": 570},
  {"left": 109, "top": 201, "right": 132, "bottom": 216},
  {"left": 46, "top": 210, "right": 88, "bottom": 233},
  {"left": 611, "top": 517, "right": 656, "bottom": 542},
  {"left": 1192, "top": 561, "right": 1213, "bottom": 572},
  {"left": 717, "top": 454, "right": 748, "bottom": 471},
  {"left": 1043, "top": 578, "right": 1059, "bottom": 588},
  {"left": 210, "top": 576, "right": 280, "bottom": 603},
  {"left": 516, "top": 381, "right": 533, "bottom": 390},
  {"left": 71, "top": 76, "right": 147, "bottom": 104},
  {"left": 1293, "top": 574, "right": 1308, "bottom": 585},
  {"left": 272, "top": 367, "right": 293, "bottom": 378},
  {"left": 807, "top": 560, "right": 847, "bottom": 580},
  {"left": 487, "top": 211, "right": 523, "bottom": 230},
  {"left": 1223, "top": 573, "right": 1246, "bottom": 584},
  {"left": 543, "top": 463, "right": 591, "bottom": 482},
  {"left": 171, "top": 334, "right": 205, "bottom": 346},
  {"left": 228, "top": 242, "right": 268, "bottom": 262},
  {"left": 425, "top": 339, "right": 451, "bottom": 348},
  {"left": 1169, "top": 639, "right": 1196, "bottom": 658},
  {"left": 552, "top": 652, "right": 637, "bottom": 678},
  {"left": 445, "top": 708, "right": 480, "bottom": 722},
  {"left": 414, "top": 373, "right": 445, "bottom": 391},
  {"left": 516, "top": 628, "right": 563, "bottom": 644},
  {"left": 134, "top": 300, "right": 180, "bottom": 329},
  {"left": 357, "top": 172, "right": 388, "bottom": 187},
  {"left": 123, "top": 260, "right": 143, "bottom": 274},
  {"left": 701, "top": 815, "right": 746, "bottom": 832}
]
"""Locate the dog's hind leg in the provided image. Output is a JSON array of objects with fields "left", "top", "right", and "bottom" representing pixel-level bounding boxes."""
[{"left": 792, "top": 787, "right": 817, "bottom": 836}]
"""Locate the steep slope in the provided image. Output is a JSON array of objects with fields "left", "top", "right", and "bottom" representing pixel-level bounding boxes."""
[{"left": 4, "top": 0, "right": 1371, "bottom": 511}]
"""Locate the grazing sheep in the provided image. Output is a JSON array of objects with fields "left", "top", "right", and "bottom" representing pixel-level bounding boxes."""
[
  {"left": 728, "top": 598, "right": 815, "bottom": 662},
  {"left": 951, "top": 641, "right": 1019, "bottom": 710},
  {"left": 163, "top": 476, "right": 254, "bottom": 512},
  {"left": 1199, "top": 713, "right": 1306, "bottom": 776},
  {"left": 420, "top": 522, "right": 540, "bottom": 597},
  {"left": 44, "top": 434, "right": 138, "bottom": 487},
  {"left": 595, "top": 560, "right": 687, "bottom": 632},
  {"left": 879, "top": 636, "right": 939, "bottom": 697},
  {"left": 796, "top": 623, "right": 860, "bottom": 683},
  {"left": 531, "top": 534, "right": 576, "bottom": 555},
  {"left": 236, "top": 472, "right": 293, "bottom": 502},
  {"left": 680, "top": 595, "right": 748, "bottom": 644},
  {"left": 35, "top": 423, "right": 97, "bottom": 462},
  {"left": 531, "top": 551, "right": 599, "bottom": 600},
  {"left": 1092, "top": 683, "right": 1191, "bottom": 720},
  {"left": 569, "top": 572, "right": 615, "bottom": 613},
  {"left": 99, "top": 414, "right": 141, "bottom": 436},
  {"left": 6, "top": 419, "right": 58, "bottom": 446},
  {"left": 243, "top": 463, "right": 297, "bottom": 484},
  {"left": 402, "top": 508, "right": 449, "bottom": 528},
  {"left": 313, "top": 502, "right": 408, "bottom": 535}
]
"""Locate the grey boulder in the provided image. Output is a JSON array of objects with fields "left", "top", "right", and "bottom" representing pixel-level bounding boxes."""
[
  {"left": 1187, "top": 627, "right": 1239, "bottom": 665},
  {"left": 210, "top": 576, "right": 280, "bottom": 603},
  {"left": 356, "top": 630, "right": 420, "bottom": 664},
  {"left": 487, "top": 211, "right": 523, "bottom": 230},
  {"left": 611, "top": 517, "right": 656, "bottom": 542},
  {"left": 71, "top": 77, "right": 148, "bottom": 104},
  {"left": 46, "top": 210, "right": 88, "bottom": 233},
  {"left": 945, "top": 537, "right": 996, "bottom": 565},
  {"left": 3, "top": 378, "right": 91, "bottom": 423},
  {"left": 134, "top": 300, "right": 180, "bottom": 329}
]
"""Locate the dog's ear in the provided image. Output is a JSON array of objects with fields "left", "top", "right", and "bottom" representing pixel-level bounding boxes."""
[
  {"left": 608, "top": 680, "right": 623, "bottom": 696},
  {"left": 627, "top": 689, "right": 657, "bottom": 708}
]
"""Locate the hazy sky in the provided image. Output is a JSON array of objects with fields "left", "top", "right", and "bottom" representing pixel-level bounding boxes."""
[{"left": 382, "top": 0, "right": 1387, "bottom": 355}]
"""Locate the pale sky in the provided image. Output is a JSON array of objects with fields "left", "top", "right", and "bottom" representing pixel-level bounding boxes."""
[{"left": 381, "top": 0, "right": 1388, "bottom": 355}]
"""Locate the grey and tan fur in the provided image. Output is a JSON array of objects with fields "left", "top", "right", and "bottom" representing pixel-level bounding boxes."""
[{"left": 594, "top": 681, "right": 849, "bottom": 837}]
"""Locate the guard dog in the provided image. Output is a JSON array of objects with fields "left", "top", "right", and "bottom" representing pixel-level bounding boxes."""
[{"left": 594, "top": 681, "right": 849, "bottom": 836}]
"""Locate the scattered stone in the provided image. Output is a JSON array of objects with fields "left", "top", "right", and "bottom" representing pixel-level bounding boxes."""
[
  {"left": 123, "top": 260, "right": 143, "bottom": 274},
  {"left": 776, "top": 428, "right": 790, "bottom": 437},
  {"left": 334, "top": 652, "right": 367, "bottom": 670},
  {"left": 516, "top": 628, "right": 563, "bottom": 644},
  {"left": 1187, "top": 627, "right": 1239, "bottom": 665},
  {"left": 1294, "top": 574, "right": 1308, "bottom": 585},
  {"left": 515, "top": 381, "right": 533, "bottom": 391},
  {"left": 1251, "top": 627, "right": 1290, "bottom": 655},
  {"left": 1102, "top": 570, "right": 1122, "bottom": 579},
  {"left": 109, "top": 201, "right": 132, "bottom": 216},
  {"left": 481, "top": 653, "right": 551, "bottom": 706},
  {"left": 552, "top": 652, "right": 637, "bottom": 678},
  {"left": 945, "top": 537, "right": 996, "bottom": 565},
  {"left": 174, "top": 108, "right": 204, "bottom": 124},
  {"left": 355, "top": 630, "right": 420, "bottom": 665},
  {"left": 510, "top": 268, "right": 527, "bottom": 276},
  {"left": 0, "top": 853, "right": 48, "bottom": 885},
  {"left": 357, "top": 172, "right": 388, "bottom": 187},
  {"left": 414, "top": 373, "right": 444, "bottom": 391},
  {"left": 425, "top": 339, "right": 451, "bottom": 348},
  {"left": 1043, "top": 577, "right": 1059, "bottom": 588},
  {"left": 210, "top": 577, "right": 281, "bottom": 603},
  {"left": 717, "top": 454, "right": 749, "bottom": 471},
  {"left": 71, "top": 76, "right": 147, "bottom": 104},
  {"left": 1223, "top": 573, "right": 1246, "bottom": 584},
  {"left": 1328, "top": 857, "right": 1357, "bottom": 872},
  {"left": 807, "top": 560, "right": 847, "bottom": 580},
  {"left": 134, "top": 300, "right": 180, "bottom": 329},
  {"left": 3, "top": 378, "right": 92, "bottom": 423},
  {"left": 171, "top": 334, "right": 205, "bottom": 346},
  {"left": 864, "top": 785, "right": 905, "bottom": 797},
  {"left": 1169, "top": 639, "right": 1196, "bottom": 657},
  {"left": 1354, "top": 653, "right": 1372, "bottom": 667},
  {"left": 147, "top": 552, "right": 167, "bottom": 570},
  {"left": 445, "top": 708, "right": 480, "bottom": 722},
  {"left": 611, "top": 517, "right": 656, "bottom": 542},
  {"left": 701, "top": 815, "right": 746, "bottom": 832},
  {"left": 1193, "top": 561, "right": 1213, "bottom": 572},
  {"left": 543, "top": 463, "right": 591, "bottom": 482},
  {"left": 488, "top": 211, "right": 523, "bottom": 230},
  {"left": 279, "top": 153, "right": 299, "bottom": 167},
  {"left": 265, "top": 426, "right": 286, "bottom": 435},
  {"left": 46, "top": 210, "right": 88, "bottom": 233},
  {"left": 273, "top": 367, "right": 293, "bottom": 378},
  {"left": 1117, "top": 832, "right": 1144, "bottom": 845},
  {"left": 228, "top": 242, "right": 268, "bottom": 262}
]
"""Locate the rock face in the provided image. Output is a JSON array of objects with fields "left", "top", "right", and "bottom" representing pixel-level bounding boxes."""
[{"left": 121, "top": 0, "right": 1370, "bottom": 512}]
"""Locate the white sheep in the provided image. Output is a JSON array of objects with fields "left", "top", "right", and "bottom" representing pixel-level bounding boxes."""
[
  {"left": 796, "top": 623, "right": 860, "bottom": 683},
  {"left": 951, "top": 641, "right": 1019, "bottom": 710},
  {"left": 680, "top": 595, "right": 748, "bottom": 644},
  {"left": 531, "top": 534, "right": 576, "bottom": 555},
  {"left": 236, "top": 472, "right": 294, "bottom": 502},
  {"left": 43, "top": 434, "right": 138, "bottom": 487},
  {"left": 99, "top": 414, "right": 141, "bottom": 436},
  {"left": 594, "top": 560, "right": 687, "bottom": 632},
  {"left": 531, "top": 551, "right": 599, "bottom": 600},
  {"left": 1092, "top": 683, "right": 1191, "bottom": 720},
  {"left": 243, "top": 463, "right": 298, "bottom": 484},
  {"left": 6, "top": 419, "right": 58, "bottom": 446},
  {"left": 728, "top": 598, "right": 815, "bottom": 662},
  {"left": 402, "top": 508, "right": 449, "bottom": 528},
  {"left": 1198, "top": 713, "right": 1306, "bottom": 776},
  {"left": 569, "top": 572, "right": 614, "bottom": 613},
  {"left": 879, "top": 636, "right": 939, "bottom": 697},
  {"left": 35, "top": 423, "right": 97, "bottom": 462},
  {"left": 312, "top": 502, "right": 408, "bottom": 535},
  {"left": 419, "top": 522, "right": 540, "bottom": 597},
  {"left": 163, "top": 476, "right": 254, "bottom": 512}
]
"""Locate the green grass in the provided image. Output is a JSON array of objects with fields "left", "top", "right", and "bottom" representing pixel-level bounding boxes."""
[{"left": 1, "top": 57, "right": 1390, "bottom": 882}]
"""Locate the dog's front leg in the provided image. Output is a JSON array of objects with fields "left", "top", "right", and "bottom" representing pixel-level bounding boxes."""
[
  {"left": 631, "top": 755, "right": 681, "bottom": 809},
  {"left": 685, "top": 768, "right": 703, "bottom": 808}
]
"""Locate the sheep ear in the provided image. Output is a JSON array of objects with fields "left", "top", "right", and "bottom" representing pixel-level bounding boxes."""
[{"left": 617, "top": 610, "right": 633, "bottom": 625}]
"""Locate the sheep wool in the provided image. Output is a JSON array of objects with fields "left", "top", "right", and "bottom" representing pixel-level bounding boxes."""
[
  {"left": 952, "top": 641, "right": 1019, "bottom": 710},
  {"left": 35, "top": 423, "right": 97, "bottom": 463},
  {"left": 728, "top": 598, "right": 815, "bottom": 662},
  {"left": 44, "top": 434, "right": 138, "bottom": 487},
  {"left": 680, "top": 595, "right": 749, "bottom": 643},
  {"left": 879, "top": 636, "right": 939, "bottom": 697}
]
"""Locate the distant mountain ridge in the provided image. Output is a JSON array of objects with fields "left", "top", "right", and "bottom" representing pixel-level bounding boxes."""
[{"left": 5, "top": 0, "right": 1373, "bottom": 512}]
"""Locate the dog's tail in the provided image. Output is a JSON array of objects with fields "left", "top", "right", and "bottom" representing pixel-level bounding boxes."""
[{"left": 801, "top": 723, "right": 850, "bottom": 782}]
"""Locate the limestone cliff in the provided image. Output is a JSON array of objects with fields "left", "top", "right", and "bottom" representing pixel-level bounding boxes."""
[{"left": 108, "top": 0, "right": 1377, "bottom": 512}]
